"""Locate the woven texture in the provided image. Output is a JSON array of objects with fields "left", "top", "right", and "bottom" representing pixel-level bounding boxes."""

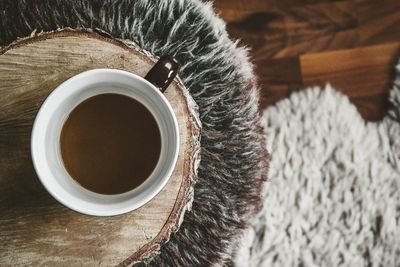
[
  {"left": 0, "top": 0, "right": 268, "bottom": 266},
  {"left": 234, "top": 63, "right": 400, "bottom": 266}
]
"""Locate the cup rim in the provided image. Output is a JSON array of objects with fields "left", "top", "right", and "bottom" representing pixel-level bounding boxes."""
[{"left": 31, "top": 69, "right": 180, "bottom": 216}]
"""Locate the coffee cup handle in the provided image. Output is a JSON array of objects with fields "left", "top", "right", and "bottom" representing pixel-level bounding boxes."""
[{"left": 144, "top": 56, "right": 181, "bottom": 93}]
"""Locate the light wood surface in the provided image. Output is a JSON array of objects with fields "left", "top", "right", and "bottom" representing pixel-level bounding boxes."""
[
  {"left": 0, "top": 30, "right": 200, "bottom": 266},
  {"left": 214, "top": 0, "right": 400, "bottom": 121}
]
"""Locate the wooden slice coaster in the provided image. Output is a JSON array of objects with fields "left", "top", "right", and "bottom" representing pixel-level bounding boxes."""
[{"left": 0, "top": 29, "right": 200, "bottom": 266}]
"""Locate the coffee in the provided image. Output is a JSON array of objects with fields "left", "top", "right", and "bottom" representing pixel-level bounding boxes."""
[{"left": 60, "top": 93, "right": 161, "bottom": 195}]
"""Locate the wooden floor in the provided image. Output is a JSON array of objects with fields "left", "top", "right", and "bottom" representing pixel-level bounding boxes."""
[{"left": 214, "top": 0, "right": 400, "bottom": 121}]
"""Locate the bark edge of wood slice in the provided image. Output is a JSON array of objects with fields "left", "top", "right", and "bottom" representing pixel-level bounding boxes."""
[{"left": 0, "top": 28, "right": 201, "bottom": 266}]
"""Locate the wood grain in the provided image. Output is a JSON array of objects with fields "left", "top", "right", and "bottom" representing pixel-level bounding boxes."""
[
  {"left": 0, "top": 30, "right": 200, "bottom": 266},
  {"left": 301, "top": 43, "right": 400, "bottom": 120},
  {"left": 214, "top": 0, "right": 400, "bottom": 121}
]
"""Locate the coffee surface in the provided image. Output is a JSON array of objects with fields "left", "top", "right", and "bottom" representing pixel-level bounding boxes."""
[{"left": 60, "top": 93, "right": 161, "bottom": 195}]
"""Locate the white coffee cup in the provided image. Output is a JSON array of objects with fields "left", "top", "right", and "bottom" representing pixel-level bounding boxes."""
[{"left": 31, "top": 57, "right": 180, "bottom": 216}]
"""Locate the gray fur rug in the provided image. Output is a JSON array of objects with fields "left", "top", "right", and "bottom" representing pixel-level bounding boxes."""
[
  {"left": 234, "top": 64, "right": 400, "bottom": 266},
  {"left": 0, "top": 0, "right": 268, "bottom": 266}
]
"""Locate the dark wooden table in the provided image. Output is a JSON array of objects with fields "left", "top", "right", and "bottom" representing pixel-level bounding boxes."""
[{"left": 214, "top": 0, "right": 400, "bottom": 121}]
